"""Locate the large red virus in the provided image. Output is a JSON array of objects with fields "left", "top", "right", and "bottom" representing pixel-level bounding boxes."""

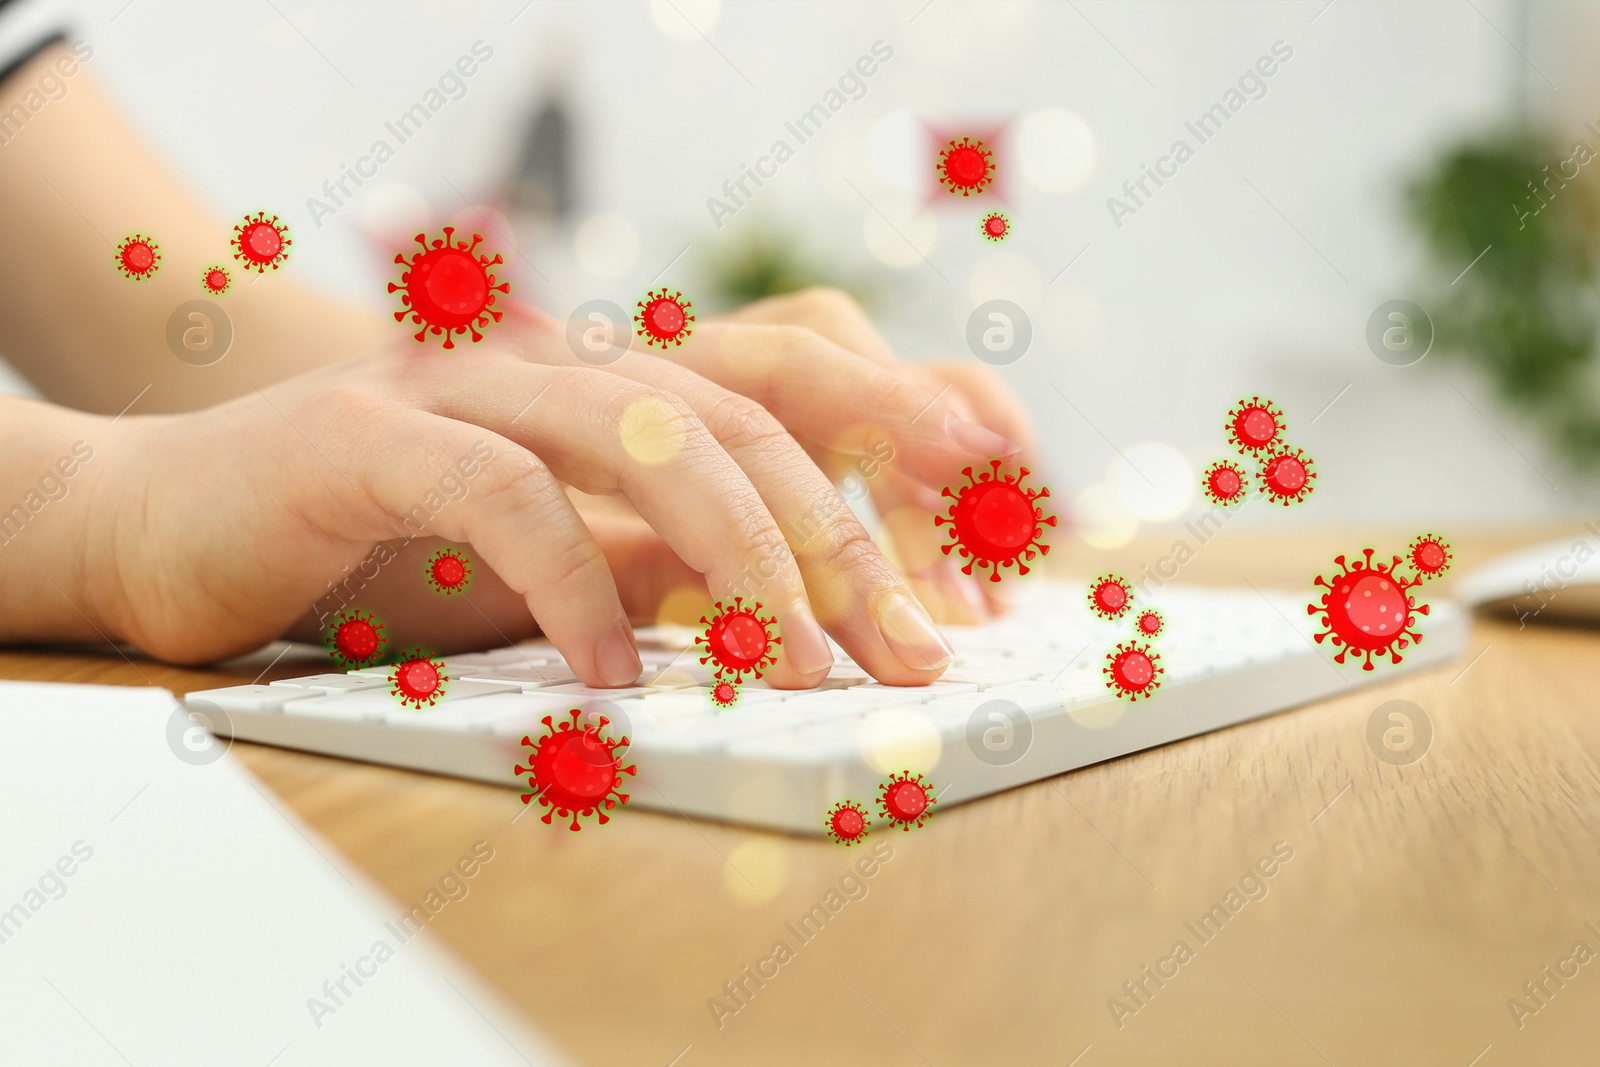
[
  {"left": 1201, "top": 459, "right": 1249, "bottom": 507},
  {"left": 1226, "top": 396, "right": 1285, "bottom": 454},
  {"left": 515, "top": 709, "right": 636, "bottom": 831},
  {"left": 232, "top": 212, "right": 291, "bottom": 273},
  {"left": 1135, "top": 608, "right": 1165, "bottom": 638},
  {"left": 1087, "top": 574, "right": 1133, "bottom": 621},
  {"left": 936, "top": 137, "right": 995, "bottom": 196},
  {"left": 935, "top": 460, "right": 1056, "bottom": 582},
  {"left": 696, "top": 597, "right": 780, "bottom": 683},
  {"left": 979, "top": 212, "right": 1011, "bottom": 242},
  {"left": 114, "top": 234, "right": 161, "bottom": 281},
  {"left": 425, "top": 548, "right": 472, "bottom": 596},
  {"left": 390, "top": 228, "right": 508, "bottom": 349},
  {"left": 634, "top": 288, "right": 695, "bottom": 349},
  {"left": 200, "top": 264, "right": 231, "bottom": 295},
  {"left": 877, "top": 771, "right": 936, "bottom": 831},
  {"left": 389, "top": 649, "right": 449, "bottom": 708},
  {"left": 711, "top": 681, "right": 739, "bottom": 708},
  {"left": 1408, "top": 533, "right": 1453, "bottom": 581},
  {"left": 326, "top": 608, "right": 387, "bottom": 668},
  {"left": 825, "top": 800, "right": 871, "bottom": 846},
  {"left": 1308, "top": 549, "right": 1430, "bottom": 670},
  {"left": 1104, "top": 641, "right": 1164, "bottom": 701},
  {"left": 1257, "top": 446, "right": 1317, "bottom": 506}
]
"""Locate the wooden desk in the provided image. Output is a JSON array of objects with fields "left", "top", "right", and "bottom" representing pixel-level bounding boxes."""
[{"left": 6, "top": 527, "right": 1598, "bottom": 1065}]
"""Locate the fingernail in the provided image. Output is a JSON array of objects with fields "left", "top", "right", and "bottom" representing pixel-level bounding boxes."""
[
  {"left": 948, "top": 417, "right": 1020, "bottom": 457},
  {"left": 782, "top": 601, "right": 834, "bottom": 676},
  {"left": 596, "top": 620, "right": 642, "bottom": 686},
  {"left": 875, "top": 590, "right": 955, "bottom": 671}
]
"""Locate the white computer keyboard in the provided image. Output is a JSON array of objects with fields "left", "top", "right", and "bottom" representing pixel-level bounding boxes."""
[{"left": 192, "top": 581, "right": 1468, "bottom": 835}]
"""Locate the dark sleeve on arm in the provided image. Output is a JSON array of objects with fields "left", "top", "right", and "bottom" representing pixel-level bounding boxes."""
[{"left": 0, "top": 0, "right": 67, "bottom": 88}]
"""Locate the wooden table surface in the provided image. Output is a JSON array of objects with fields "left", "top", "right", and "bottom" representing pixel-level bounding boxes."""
[{"left": 5, "top": 525, "right": 1598, "bottom": 1066}]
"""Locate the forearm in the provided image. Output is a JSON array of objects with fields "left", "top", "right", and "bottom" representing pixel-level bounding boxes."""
[{"left": 0, "top": 43, "right": 387, "bottom": 414}]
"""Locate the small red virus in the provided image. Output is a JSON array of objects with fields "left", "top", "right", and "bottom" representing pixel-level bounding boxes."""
[
  {"left": 514, "top": 709, "right": 636, "bottom": 831},
  {"left": 1407, "top": 533, "right": 1453, "bottom": 581},
  {"left": 634, "top": 288, "right": 695, "bottom": 348},
  {"left": 425, "top": 548, "right": 472, "bottom": 596},
  {"left": 711, "top": 681, "right": 739, "bottom": 708},
  {"left": 696, "top": 597, "right": 780, "bottom": 683},
  {"left": 389, "top": 649, "right": 448, "bottom": 709},
  {"left": 1135, "top": 608, "right": 1165, "bottom": 638},
  {"left": 1201, "top": 459, "right": 1249, "bottom": 507},
  {"left": 114, "top": 234, "right": 161, "bottom": 281},
  {"left": 1226, "top": 396, "right": 1285, "bottom": 454},
  {"left": 390, "top": 227, "right": 508, "bottom": 349},
  {"left": 232, "top": 212, "right": 291, "bottom": 273},
  {"left": 825, "top": 800, "right": 871, "bottom": 846},
  {"left": 1308, "top": 549, "right": 1429, "bottom": 670},
  {"left": 877, "top": 771, "right": 936, "bottom": 831},
  {"left": 200, "top": 265, "right": 231, "bottom": 295},
  {"left": 935, "top": 460, "right": 1056, "bottom": 582},
  {"left": 1087, "top": 574, "right": 1133, "bottom": 621},
  {"left": 936, "top": 137, "right": 995, "bottom": 196},
  {"left": 1104, "top": 641, "right": 1164, "bottom": 701},
  {"left": 326, "top": 609, "right": 387, "bottom": 668},
  {"left": 1257, "top": 446, "right": 1317, "bottom": 506},
  {"left": 979, "top": 212, "right": 1011, "bottom": 242}
]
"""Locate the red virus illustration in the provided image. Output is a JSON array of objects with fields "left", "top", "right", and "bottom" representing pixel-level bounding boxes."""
[
  {"left": 1407, "top": 533, "right": 1453, "bottom": 581},
  {"left": 425, "top": 548, "right": 472, "bottom": 596},
  {"left": 389, "top": 649, "right": 448, "bottom": 709},
  {"left": 389, "top": 227, "right": 509, "bottom": 349},
  {"left": 325, "top": 609, "right": 387, "bottom": 668},
  {"left": 696, "top": 597, "right": 781, "bottom": 683},
  {"left": 1308, "top": 549, "right": 1430, "bottom": 671},
  {"left": 634, "top": 288, "right": 695, "bottom": 349},
  {"left": 1087, "top": 574, "right": 1134, "bottom": 621},
  {"left": 711, "top": 681, "right": 739, "bottom": 708},
  {"left": 1257, "top": 445, "right": 1317, "bottom": 507},
  {"left": 825, "top": 800, "right": 871, "bottom": 846},
  {"left": 514, "top": 709, "right": 636, "bottom": 831},
  {"left": 1135, "top": 608, "right": 1165, "bottom": 638},
  {"left": 232, "top": 212, "right": 291, "bottom": 273},
  {"left": 935, "top": 460, "right": 1056, "bottom": 582},
  {"left": 877, "top": 771, "right": 936, "bottom": 831},
  {"left": 936, "top": 136, "right": 995, "bottom": 196},
  {"left": 979, "top": 212, "right": 1011, "bottom": 242},
  {"left": 114, "top": 234, "right": 161, "bottom": 281},
  {"left": 1104, "top": 641, "right": 1164, "bottom": 701},
  {"left": 1201, "top": 459, "right": 1249, "bottom": 507},
  {"left": 200, "top": 264, "right": 231, "bottom": 295},
  {"left": 1226, "top": 396, "right": 1286, "bottom": 454}
]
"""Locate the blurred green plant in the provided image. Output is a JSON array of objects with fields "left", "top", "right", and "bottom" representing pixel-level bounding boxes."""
[
  {"left": 1407, "top": 130, "right": 1600, "bottom": 468},
  {"left": 696, "top": 218, "right": 879, "bottom": 312}
]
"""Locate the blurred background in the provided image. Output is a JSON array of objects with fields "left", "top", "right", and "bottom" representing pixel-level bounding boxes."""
[{"left": 5, "top": 0, "right": 1596, "bottom": 548}]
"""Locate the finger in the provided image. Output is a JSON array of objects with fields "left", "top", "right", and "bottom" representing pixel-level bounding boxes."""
[
  {"left": 921, "top": 360, "right": 1038, "bottom": 459},
  {"left": 719, "top": 287, "right": 899, "bottom": 367},
  {"left": 357, "top": 413, "right": 642, "bottom": 688}
]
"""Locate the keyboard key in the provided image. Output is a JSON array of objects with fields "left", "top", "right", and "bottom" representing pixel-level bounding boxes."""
[
  {"left": 458, "top": 666, "right": 578, "bottom": 688},
  {"left": 185, "top": 684, "right": 305, "bottom": 713},
  {"left": 847, "top": 681, "right": 979, "bottom": 703},
  {"left": 269, "top": 674, "right": 386, "bottom": 693}
]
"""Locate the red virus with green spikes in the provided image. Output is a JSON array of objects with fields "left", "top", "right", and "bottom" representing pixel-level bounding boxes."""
[
  {"left": 878, "top": 771, "right": 936, "bottom": 831},
  {"left": 1201, "top": 459, "right": 1248, "bottom": 507},
  {"left": 326, "top": 609, "right": 386, "bottom": 668},
  {"left": 936, "top": 460, "right": 1056, "bottom": 582},
  {"left": 1257, "top": 445, "right": 1317, "bottom": 506},
  {"left": 1408, "top": 534, "right": 1453, "bottom": 581},
  {"left": 696, "top": 597, "right": 780, "bottom": 683},
  {"left": 200, "top": 264, "right": 231, "bottom": 295},
  {"left": 514, "top": 708, "right": 636, "bottom": 831},
  {"left": 1104, "top": 641, "right": 1163, "bottom": 701},
  {"left": 711, "top": 681, "right": 739, "bottom": 708},
  {"left": 979, "top": 212, "right": 1011, "bottom": 242},
  {"left": 425, "top": 548, "right": 472, "bottom": 596},
  {"left": 1135, "top": 608, "right": 1164, "bottom": 638},
  {"left": 1308, "top": 549, "right": 1429, "bottom": 670},
  {"left": 390, "top": 227, "right": 509, "bottom": 349},
  {"left": 825, "top": 800, "right": 871, "bottom": 846},
  {"left": 1087, "top": 574, "right": 1133, "bottom": 621},
  {"left": 634, "top": 288, "right": 695, "bottom": 348},
  {"left": 114, "top": 234, "right": 161, "bottom": 281},
  {"left": 1226, "top": 396, "right": 1285, "bottom": 454},
  {"left": 936, "top": 136, "right": 995, "bottom": 196},
  {"left": 232, "top": 212, "right": 291, "bottom": 273},
  {"left": 389, "top": 649, "right": 448, "bottom": 709}
]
